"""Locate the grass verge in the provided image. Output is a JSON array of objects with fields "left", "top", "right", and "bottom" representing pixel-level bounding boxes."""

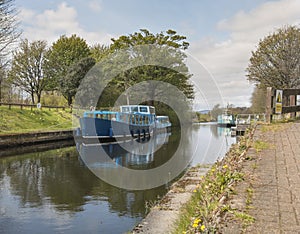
[
  {"left": 0, "top": 106, "right": 72, "bottom": 134},
  {"left": 173, "top": 128, "right": 254, "bottom": 233}
]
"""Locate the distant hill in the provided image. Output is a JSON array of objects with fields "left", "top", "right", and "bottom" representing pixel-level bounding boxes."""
[{"left": 197, "top": 110, "right": 210, "bottom": 114}]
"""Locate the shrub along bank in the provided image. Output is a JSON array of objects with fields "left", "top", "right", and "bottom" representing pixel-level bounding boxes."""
[{"left": 173, "top": 128, "right": 255, "bottom": 233}]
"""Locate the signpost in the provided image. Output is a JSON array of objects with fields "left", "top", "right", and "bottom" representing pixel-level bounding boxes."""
[{"left": 275, "top": 90, "right": 283, "bottom": 114}]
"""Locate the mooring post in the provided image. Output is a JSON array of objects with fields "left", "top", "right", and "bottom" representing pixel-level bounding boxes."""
[
  {"left": 289, "top": 95, "right": 296, "bottom": 119},
  {"left": 266, "top": 87, "right": 273, "bottom": 123}
]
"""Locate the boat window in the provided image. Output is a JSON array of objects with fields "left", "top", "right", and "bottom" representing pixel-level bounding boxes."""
[
  {"left": 130, "top": 115, "right": 135, "bottom": 124},
  {"left": 139, "top": 106, "right": 148, "bottom": 113},
  {"left": 150, "top": 107, "right": 155, "bottom": 114},
  {"left": 144, "top": 116, "right": 149, "bottom": 124},
  {"left": 132, "top": 107, "right": 138, "bottom": 112},
  {"left": 122, "top": 107, "right": 130, "bottom": 112},
  {"left": 135, "top": 115, "right": 140, "bottom": 124},
  {"left": 120, "top": 114, "right": 127, "bottom": 123}
]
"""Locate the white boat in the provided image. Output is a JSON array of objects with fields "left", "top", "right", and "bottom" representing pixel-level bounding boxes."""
[{"left": 155, "top": 116, "right": 172, "bottom": 131}]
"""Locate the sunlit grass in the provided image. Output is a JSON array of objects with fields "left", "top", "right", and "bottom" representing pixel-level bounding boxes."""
[
  {"left": 0, "top": 106, "right": 72, "bottom": 134},
  {"left": 261, "top": 123, "right": 286, "bottom": 132},
  {"left": 253, "top": 140, "right": 272, "bottom": 153}
]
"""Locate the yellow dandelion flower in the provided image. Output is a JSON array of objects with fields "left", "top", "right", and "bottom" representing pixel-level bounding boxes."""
[
  {"left": 194, "top": 218, "right": 201, "bottom": 224},
  {"left": 222, "top": 164, "right": 228, "bottom": 169},
  {"left": 193, "top": 189, "right": 197, "bottom": 193},
  {"left": 200, "top": 224, "right": 206, "bottom": 231},
  {"left": 192, "top": 223, "right": 198, "bottom": 228},
  {"left": 182, "top": 231, "right": 186, "bottom": 234}
]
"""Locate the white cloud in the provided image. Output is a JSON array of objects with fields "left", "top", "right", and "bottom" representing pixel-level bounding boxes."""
[
  {"left": 88, "top": 0, "right": 102, "bottom": 12},
  {"left": 190, "top": 0, "right": 300, "bottom": 108},
  {"left": 19, "top": 2, "right": 112, "bottom": 45},
  {"left": 218, "top": 0, "right": 300, "bottom": 32}
]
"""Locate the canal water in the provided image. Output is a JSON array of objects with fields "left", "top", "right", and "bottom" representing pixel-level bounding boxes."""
[{"left": 0, "top": 124, "right": 235, "bottom": 234}]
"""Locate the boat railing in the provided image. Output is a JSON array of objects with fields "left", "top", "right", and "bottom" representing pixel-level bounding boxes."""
[
  {"left": 235, "top": 114, "right": 266, "bottom": 125},
  {"left": 83, "top": 111, "right": 118, "bottom": 120},
  {"left": 103, "top": 112, "right": 153, "bottom": 126},
  {"left": 82, "top": 109, "right": 156, "bottom": 126}
]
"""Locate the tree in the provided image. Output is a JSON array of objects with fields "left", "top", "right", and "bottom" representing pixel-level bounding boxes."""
[
  {"left": 45, "top": 34, "right": 91, "bottom": 99},
  {"left": 9, "top": 39, "right": 48, "bottom": 104},
  {"left": 210, "top": 104, "right": 223, "bottom": 121},
  {"left": 250, "top": 85, "right": 267, "bottom": 113},
  {"left": 104, "top": 29, "right": 193, "bottom": 106},
  {"left": 247, "top": 25, "right": 300, "bottom": 89},
  {"left": 0, "top": 62, "right": 7, "bottom": 102},
  {"left": 90, "top": 44, "right": 109, "bottom": 62},
  {"left": 61, "top": 57, "right": 96, "bottom": 106},
  {"left": 0, "top": 0, "right": 20, "bottom": 102},
  {"left": 0, "top": 0, "right": 21, "bottom": 64}
]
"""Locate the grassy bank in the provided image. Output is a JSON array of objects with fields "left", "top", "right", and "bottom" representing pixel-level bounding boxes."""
[
  {"left": 0, "top": 106, "right": 72, "bottom": 134},
  {"left": 173, "top": 128, "right": 254, "bottom": 233}
]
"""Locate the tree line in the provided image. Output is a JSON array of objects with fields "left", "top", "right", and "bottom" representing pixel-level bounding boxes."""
[
  {"left": 8, "top": 30, "right": 193, "bottom": 107},
  {"left": 2, "top": 1, "right": 299, "bottom": 113},
  {"left": 0, "top": 0, "right": 194, "bottom": 108}
]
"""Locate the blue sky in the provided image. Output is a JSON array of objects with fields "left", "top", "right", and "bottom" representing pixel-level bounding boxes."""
[{"left": 15, "top": 0, "right": 300, "bottom": 108}]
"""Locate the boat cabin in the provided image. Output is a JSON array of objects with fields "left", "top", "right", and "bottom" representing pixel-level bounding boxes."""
[{"left": 120, "top": 105, "right": 155, "bottom": 115}]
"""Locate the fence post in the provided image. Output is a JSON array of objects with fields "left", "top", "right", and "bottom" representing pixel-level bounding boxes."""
[
  {"left": 289, "top": 95, "right": 296, "bottom": 119},
  {"left": 266, "top": 87, "right": 273, "bottom": 123}
]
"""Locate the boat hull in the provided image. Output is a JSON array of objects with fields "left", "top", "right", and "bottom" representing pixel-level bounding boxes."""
[
  {"left": 217, "top": 123, "right": 235, "bottom": 128},
  {"left": 80, "top": 117, "right": 153, "bottom": 138}
]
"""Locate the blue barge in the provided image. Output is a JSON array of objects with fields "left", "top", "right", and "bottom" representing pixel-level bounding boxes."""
[{"left": 79, "top": 105, "right": 156, "bottom": 138}]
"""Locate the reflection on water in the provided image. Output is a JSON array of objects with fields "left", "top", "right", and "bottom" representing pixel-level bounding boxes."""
[
  {"left": 0, "top": 123, "right": 235, "bottom": 234},
  {"left": 182, "top": 123, "right": 235, "bottom": 166},
  {"left": 0, "top": 147, "right": 167, "bottom": 234},
  {"left": 79, "top": 132, "right": 173, "bottom": 170}
]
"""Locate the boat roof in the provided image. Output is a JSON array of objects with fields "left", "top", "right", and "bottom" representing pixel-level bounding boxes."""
[
  {"left": 84, "top": 110, "right": 118, "bottom": 114},
  {"left": 120, "top": 105, "right": 155, "bottom": 109},
  {"left": 156, "top": 116, "right": 169, "bottom": 119}
]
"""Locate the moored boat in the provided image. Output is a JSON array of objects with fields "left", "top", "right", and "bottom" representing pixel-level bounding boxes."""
[
  {"left": 217, "top": 110, "right": 235, "bottom": 127},
  {"left": 79, "top": 105, "right": 156, "bottom": 138},
  {"left": 155, "top": 116, "right": 172, "bottom": 131}
]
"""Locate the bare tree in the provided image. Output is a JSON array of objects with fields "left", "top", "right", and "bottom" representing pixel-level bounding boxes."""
[
  {"left": 0, "top": 0, "right": 20, "bottom": 102},
  {"left": 0, "top": 0, "right": 21, "bottom": 64},
  {"left": 9, "top": 39, "right": 48, "bottom": 104}
]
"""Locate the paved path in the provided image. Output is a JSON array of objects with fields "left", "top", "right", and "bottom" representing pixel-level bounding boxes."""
[{"left": 225, "top": 123, "right": 300, "bottom": 233}]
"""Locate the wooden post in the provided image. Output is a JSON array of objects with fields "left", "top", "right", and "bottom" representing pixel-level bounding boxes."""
[
  {"left": 266, "top": 87, "right": 273, "bottom": 123},
  {"left": 289, "top": 95, "right": 296, "bottom": 119}
]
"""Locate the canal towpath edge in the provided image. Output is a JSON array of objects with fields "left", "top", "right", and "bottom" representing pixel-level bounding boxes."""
[
  {"left": 132, "top": 122, "right": 300, "bottom": 233},
  {"left": 221, "top": 122, "right": 300, "bottom": 233},
  {"left": 132, "top": 165, "right": 211, "bottom": 233}
]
